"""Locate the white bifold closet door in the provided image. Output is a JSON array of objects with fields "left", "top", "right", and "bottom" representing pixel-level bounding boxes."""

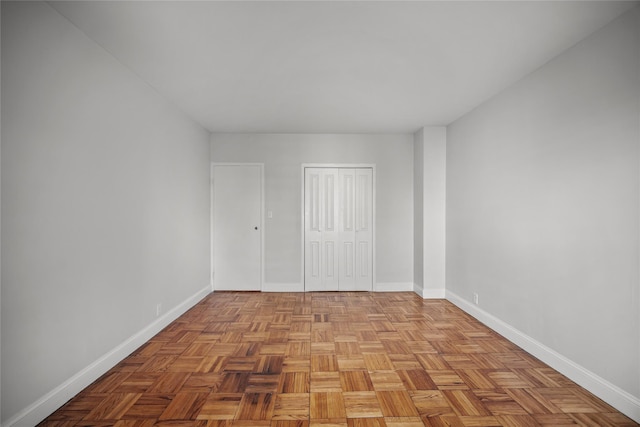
[{"left": 304, "top": 168, "right": 373, "bottom": 291}]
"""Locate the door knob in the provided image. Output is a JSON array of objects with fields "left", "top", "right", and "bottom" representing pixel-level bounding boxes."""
[{"left": 254, "top": 226, "right": 258, "bottom": 230}]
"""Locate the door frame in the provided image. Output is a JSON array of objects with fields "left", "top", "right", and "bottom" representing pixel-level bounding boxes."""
[
  {"left": 301, "top": 164, "right": 376, "bottom": 292},
  {"left": 211, "top": 162, "right": 265, "bottom": 292}
]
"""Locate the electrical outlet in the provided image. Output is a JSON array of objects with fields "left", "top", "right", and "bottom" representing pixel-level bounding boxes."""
[
  {"left": 156, "top": 303, "right": 162, "bottom": 317},
  {"left": 473, "top": 293, "right": 479, "bottom": 305}
]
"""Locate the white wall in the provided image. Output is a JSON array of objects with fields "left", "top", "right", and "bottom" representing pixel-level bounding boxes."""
[
  {"left": 1, "top": 3, "right": 4, "bottom": 422},
  {"left": 413, "top": 130, "right": 424, "bottom": 294},
  {"left": 211, "top": 133, "right": 414, "bottom": 291},
  {"left": 413, "top": 127, "right": 446, "bottom": 298},
  {"left": 1, "top": 2, "right": 211, "bottom": 424},
  {"left": 447, "top": 5, "right": 640, "bottom": 412}
]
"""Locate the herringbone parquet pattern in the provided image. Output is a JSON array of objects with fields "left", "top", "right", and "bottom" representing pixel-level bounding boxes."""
[{"left": 40, "top": 292, "right": 637, "bottom": 426}]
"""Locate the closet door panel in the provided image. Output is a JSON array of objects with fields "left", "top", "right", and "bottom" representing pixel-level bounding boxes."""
[
  {"left": 339, "top": 169, "right": 356, "bottom": 290},
  {"left": 322, "top": 169, "right": 340, "bottom": 290},
  {"left": 305, "top": 169, "right": 323, "bottom": 291},
  {"left": 355, "top": 168, "right": 373, "bottom": 291}
]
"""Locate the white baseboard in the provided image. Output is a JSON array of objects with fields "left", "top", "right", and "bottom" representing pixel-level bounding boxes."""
[
  {"left": 413, "top": 283, "right": 445, "bottom": 299},
  {"left": 446, "top": 290, "right": 640, "bottom": 424},
  {"left": 263, "top": 283, "right": 417, "bottom": 293},
  {"left": 422, "top": 288, "right": 446, "bottom": 299},
  {"left": 262, "top": 282, "right": 304, "bottom": 292},
  {"left": 413, "top": 283, "right": 424, "bottom": 297},
  {"left": 5, "top": 285, "right": 212, "bottom": 427},
  {"left": 375, "top": 282, "right": 414, "bottom": 292}
]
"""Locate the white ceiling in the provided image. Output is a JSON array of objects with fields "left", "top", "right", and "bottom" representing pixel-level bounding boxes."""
[{"left": 49, "top": 1, "right": 637, "bottom": 134}]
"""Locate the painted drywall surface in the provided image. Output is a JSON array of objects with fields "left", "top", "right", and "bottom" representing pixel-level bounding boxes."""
[
  {"left": 211, "top": 133, "right": 414, "bottom": 287},
  {"left": 413, "top": 129, "right": 424, "bottom": 291},
  {"left": 1, "top": 1, "right": 210, "bottom": 421},
  {"left": 1, "top": 3, "right": 3, "bottom": 422},
  {"left": 413, "top": 126, "right": 446, "bottom": 296},
  {"left": 447, "top": 7, "right": 640, "bottom": 397},
  {"left": 637, "top": 7, "right": 640, "bottom": 404},
  {"left": 421, "top": 127, "right": 446, "bottom": 294}
]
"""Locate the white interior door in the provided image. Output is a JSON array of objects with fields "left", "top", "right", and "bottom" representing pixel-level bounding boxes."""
[
  {"left": 212, "top": 164, "right": 262, "bottom": 291},
  {"left": 305, "top": 167, "right": 372, "bottom": 292},
  {"left": 304, "top": 168, "right": 339, "bottom": 291}
]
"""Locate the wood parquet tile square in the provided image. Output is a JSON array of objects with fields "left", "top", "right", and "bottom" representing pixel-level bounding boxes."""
[
  {"left": 337, "top": 356, "right": 367, "bottom": 371},
  {"left": 157, "top": 392, "right": 208, "bottom": 421},
  {"left": 342, "top": 392, "right": 383, "bottom": 418},
  {"left": 279, "top": 372, "right": 310, "bottom": 393},
  {"left": 38, "top": 292, "right": 638, "bottom": 426},
  {"left": 340, "top": 371, "right": 374, "bottom": 392},
  {"left": 196, "top": 393, "right": 243, "bottom": 420},
  {"left": 122, "top": 394, "right": 173, "bottom": 420},
  {"left": 310, "top": 392, "right": 347, "bottom": 419},
  {"left": 311, "top": 372, "right": 343, "bottom": 393},
  {"left": 369, "top": 371, "right": 405, "bottom": 391},
  {"left": 273, "top": 393, "right": 310, "bottom": 420}
]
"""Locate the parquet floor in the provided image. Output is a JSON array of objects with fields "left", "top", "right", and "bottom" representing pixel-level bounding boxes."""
[{"left": 40, "top": 292, "right": 638, "bottom": 427}]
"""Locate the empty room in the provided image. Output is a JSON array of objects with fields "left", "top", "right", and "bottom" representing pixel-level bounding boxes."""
[{"left": 1, "top": 1, "right": 639, "bottom": 426}]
